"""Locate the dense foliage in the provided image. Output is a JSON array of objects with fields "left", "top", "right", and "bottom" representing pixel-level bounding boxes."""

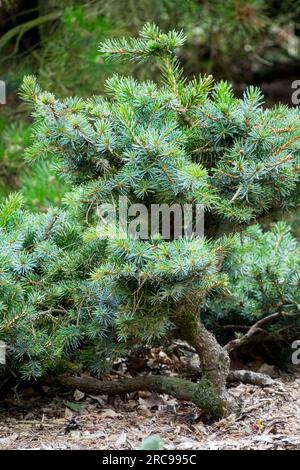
[
  {"left": 1, "top": 24, "right": 299, "bottom": 392},
  {"left": 21, "top": 24, "right": 300, "bottom": 225},
  {"left": 1, "top": 0, "right": 300, "bottom": 208},
  {"left": 204, "top": 222, "right": 300, "bottom": 350},
  {"left": 0, "top": 193, "right": 111, "bottom": 379}
]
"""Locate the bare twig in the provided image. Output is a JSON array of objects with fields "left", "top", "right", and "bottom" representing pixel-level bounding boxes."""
[{"left": 224, "top": 311, "right": 297, "bottom": 353}]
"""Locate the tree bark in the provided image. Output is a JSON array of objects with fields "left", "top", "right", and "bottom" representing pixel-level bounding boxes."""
[
  {"left": 178, "top": 361, "right": 275, "bottom": 387},
  {"left": 59, "top": 374, "right": 224, "bottom": 418},
  {"left": 172, "top": 307, "right": 234, "bottom": 414}
]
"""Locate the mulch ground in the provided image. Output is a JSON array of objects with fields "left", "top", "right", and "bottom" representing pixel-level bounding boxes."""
[{"left": 1, "top": 368, "right": 300, "bottom": 450}]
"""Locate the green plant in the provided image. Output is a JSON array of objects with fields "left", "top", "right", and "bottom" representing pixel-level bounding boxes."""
[
  {"left": 0, "top": 121, "right": 68, "bottom": 208},
  {"left": 1, "top": 0, "right": 299, "bottom": 210},
  {"left": 36, "top": 6, "right": 116, "bottom": 97},
  {"left": 1, "top": 24, "right": 299, "bottom": 417},
  {"left": 0, "top": 193, "right": 106, "bottom": 380},
  {"left": 203, "top": 222, "right": 300, "bottom": 356},
  {"left": 0, "top": 122, "right": 30, "bottom": 198}
]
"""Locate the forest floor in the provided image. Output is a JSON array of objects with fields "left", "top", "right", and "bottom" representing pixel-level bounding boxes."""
[{"left": 1, "top": 349, "right": 300, "bottom": 450}]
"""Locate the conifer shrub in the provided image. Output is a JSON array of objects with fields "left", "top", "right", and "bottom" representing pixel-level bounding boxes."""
[
  {"left": 203, "top": 222, "right": 300, "bottom": 357},
  {"left": 1, "top": 24, "right": 299, "bottom": 417}
]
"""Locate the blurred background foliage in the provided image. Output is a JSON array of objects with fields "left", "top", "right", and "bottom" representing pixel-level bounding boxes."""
[{"left": 0, "top": 0, "right": 300, "bottom": 223}]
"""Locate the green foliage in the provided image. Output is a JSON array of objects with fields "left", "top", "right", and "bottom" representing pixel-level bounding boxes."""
[
  {"left": 2, "top": 0, "right": 299, "bottom": 102},
  {"left": 37, "top": 6, "right": 116, "bottom": 97},
  {"left": 0, "top": 122, "right": 30, "bottom": 198},
  {"left": 204, "top": 222, "right": 300, "bottom": 336},
  {"left": 99, "top": 23, "right": 186, "bottom": 62},
  {"left": 0, "top": 194, "right": 108, "bottom": 378},
  {"left": 0, "top": 121, "right": 68, "bottom": 208},
  {"left": 0, "top": 0, "right": 16, "bottom": 11},
  {"left": 0, "top": 25, "right": 299, "bottom": 379},
  {"left": 1, "top": 0, "right": 299, "bottom": 215},
  {"left": 21, "top": 162, "right": 70, "bottom": 210},
  {"left": 21, "top": 26, "right": 300, "bottom": 223},
  {"left": 91, "top": 236, "right": 229, "bottom": 344}
]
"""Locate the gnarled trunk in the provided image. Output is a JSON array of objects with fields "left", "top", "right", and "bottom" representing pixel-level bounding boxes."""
[
  {"left": 60, "top": 307, "right": 237, "bottom": 419},
  {"left": 173, "top": 307, "right": 234, "bottom": 414}
]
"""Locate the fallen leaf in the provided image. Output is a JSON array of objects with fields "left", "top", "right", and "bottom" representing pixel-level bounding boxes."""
[
  {"left": 100, "top": 408, "right": 121, "bottom": 418},
  {"left": 178, "top": 440, "right": 200, "bottom": 450},
  {"left": 73, "top": 389, "right": 85, "bottom": 401},
  {"left": 63, "top": 400, "right": 84, "bottom": 413},
  {"left": 87, "top": 394, "right": 107, "bottom": 407},
  {"left": 138, "top": 393, "right": 165, "bottom": 409}
]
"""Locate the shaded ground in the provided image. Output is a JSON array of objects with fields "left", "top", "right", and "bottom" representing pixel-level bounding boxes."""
[{"left": 1, "top": 368, "right": 300, "bottom": 450}]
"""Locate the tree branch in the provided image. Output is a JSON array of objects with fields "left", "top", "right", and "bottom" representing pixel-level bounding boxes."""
[
  {"left": 0, "top": 12, "right": 62, "bottom": 52},
  {"left": 224, "top": 311, "right": 297, "bottom": 353}
]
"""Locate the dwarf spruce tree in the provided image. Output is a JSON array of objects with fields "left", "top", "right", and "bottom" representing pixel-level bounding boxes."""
[{"left": 13, "top": 24, "right": 300, "bottom": 416}]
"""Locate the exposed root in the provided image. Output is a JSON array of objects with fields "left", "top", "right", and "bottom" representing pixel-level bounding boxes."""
[{"left": 227, "top": 370, "right": 274, "bottom": 386}]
